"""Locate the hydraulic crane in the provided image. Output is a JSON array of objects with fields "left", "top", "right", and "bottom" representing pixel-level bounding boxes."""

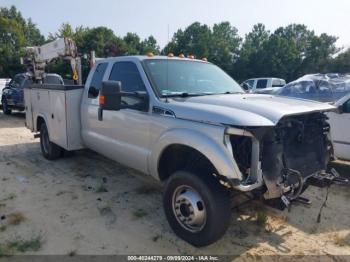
[{"left": 21, "top": 37, "right": 82, "bottom": 85}]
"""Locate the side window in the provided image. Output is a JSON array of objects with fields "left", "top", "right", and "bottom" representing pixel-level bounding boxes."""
[
  {"left": 256, "top": 79, "right": 268, "bottom": 89},
  {"left": 246, "top": 80, "right": 254, "bottom": 88},
  {"left": 272, "top": 79, "right": 285, "bottom": 87},
  {"left": 88, "top": 63, "right": 108, "bottom": 98},
  {"left": 109, "top": 62, "right": 147, "bottom": 110}
]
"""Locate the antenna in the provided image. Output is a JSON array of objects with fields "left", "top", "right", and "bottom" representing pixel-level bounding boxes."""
[{"left": 166, "top": 23, "right": 170, "bottom": 102}]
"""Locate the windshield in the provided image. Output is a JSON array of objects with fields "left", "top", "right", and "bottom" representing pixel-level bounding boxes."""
[{"left": 144, "top": 59, "right": 243, "bottom": 97}]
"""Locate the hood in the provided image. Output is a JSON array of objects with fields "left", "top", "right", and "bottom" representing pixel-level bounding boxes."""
[{"left": 164, "top": 94, "right": 336, "bottom": 126}]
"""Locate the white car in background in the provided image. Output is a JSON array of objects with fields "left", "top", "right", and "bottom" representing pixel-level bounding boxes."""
[
  {"left": 328, "top": 94, "right": 350, "bottom": 160},
  {"left": 0, "top": 78, "right": 11, "bottom": 106},
  {"left": 241, "top": 77, "right": 286, "bottom": 93}
]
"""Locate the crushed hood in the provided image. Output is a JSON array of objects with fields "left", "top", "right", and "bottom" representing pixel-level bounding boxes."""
[{"left": 164, "top": 94, "right": 336, "bottom": 126}]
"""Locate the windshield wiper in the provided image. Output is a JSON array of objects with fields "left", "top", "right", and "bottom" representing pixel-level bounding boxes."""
[
  {"left": 220, "top": 91, "right": 245, "bottom": 94},
  {"left": 162, "top": 91, "right": 244, "bottom": 98},
  {"left": 162, "top": 92, "right": 212, "bottom": 98}
]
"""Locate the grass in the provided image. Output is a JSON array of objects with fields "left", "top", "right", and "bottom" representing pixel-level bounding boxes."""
[
  {"left": 152, "top": 234, "right": 161, "bottom": 242},
  {"left": 95, "top": 183, "right": 108, "bottom": 193},
  {"left": 7, "top": 212, "right": 26, "bottom": 226},
  {"left": 0, "top": 235, "right": 43, "bottom": 256},
  {"left": 132, "top": 209, "right": 148, "bottom": 219},
  {"left": 256, "top": 211, "right": 268, "bottom": 227}
]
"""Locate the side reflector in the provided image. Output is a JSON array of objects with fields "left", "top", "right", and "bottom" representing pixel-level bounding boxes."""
[{"left": 99, "top": 95, "right": 105, "bottom": 106}]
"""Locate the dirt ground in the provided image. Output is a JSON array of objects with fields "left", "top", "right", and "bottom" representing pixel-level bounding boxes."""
[{"left": 0, "top": 111, "right": 349, "bottom": 257}]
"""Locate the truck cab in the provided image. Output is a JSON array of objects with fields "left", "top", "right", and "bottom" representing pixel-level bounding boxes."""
[
  {"left": 241, "top": 77, "right": 286, "bottom": 93},
  {"left": 25, "top": 55, "right": 341, "bottom": 247}
]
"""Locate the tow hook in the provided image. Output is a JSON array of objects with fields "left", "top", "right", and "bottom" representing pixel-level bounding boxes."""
[{"left": 308, "top": 168, "right": 349, "bottom": 188}]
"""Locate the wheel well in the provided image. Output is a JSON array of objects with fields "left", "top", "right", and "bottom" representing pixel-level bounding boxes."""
[
  {"left": 36, "top": 116, "right": 45, "bottom": 132},
  {"left": 158, "top": 144, "right": 218, "bottom": 182}
]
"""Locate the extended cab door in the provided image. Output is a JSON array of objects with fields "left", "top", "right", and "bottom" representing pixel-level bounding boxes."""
[
  {"left": 81, "top": 61, "right": 151, "bottom": 174},
  {"left": 328, "top": 98, "right": 350, "bottom": 160}
]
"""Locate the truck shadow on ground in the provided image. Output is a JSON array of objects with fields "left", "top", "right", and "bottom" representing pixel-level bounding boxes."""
[
  {"left": 0, "top": 112, "right": 25, "bottom": 128},
  {"left": 0, "top": 141, "right": 349, "bottom": 255}
]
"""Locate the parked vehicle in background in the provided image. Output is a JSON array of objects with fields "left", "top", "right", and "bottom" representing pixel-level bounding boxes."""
[
  {"left": 1, "top": 73, "right": 63, "bottom": 114},
  {"left": 273, "top": 74, "right": 350, "bottom": 103},
  {"left": 24, "top": 55, "right": 342, "bottom": 246},
  {"left": 0, "top": 78, "right": 11, "bottom": 106},
  {"left": 241, "top": 77, "right": 286, "bottom": 93},
  {"left": 328, "top": 93, "right": 350, "bottom": 160}
]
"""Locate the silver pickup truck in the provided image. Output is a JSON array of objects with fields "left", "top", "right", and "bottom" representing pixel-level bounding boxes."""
[{"left": 25, "top": 55, "right": 337, "bottom": 246}]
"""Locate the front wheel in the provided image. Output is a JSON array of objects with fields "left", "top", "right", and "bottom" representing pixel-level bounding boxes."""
[
  {"left": 40, "top": 123, "right": 63, "bottom": 160},
  {"left": 2, "top": 98, "right": 12, "bottom": 115},
  {"left": 163, "top": 171, "right": 231, "bottom": 247}
]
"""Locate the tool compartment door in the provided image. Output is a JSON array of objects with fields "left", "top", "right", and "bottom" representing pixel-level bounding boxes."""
[{"left": 48, "top": 90, "right": 68, "bottom": 148}]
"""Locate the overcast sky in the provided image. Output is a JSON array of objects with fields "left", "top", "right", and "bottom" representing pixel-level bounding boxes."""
[{"left": 1, "top": 0, "right": 349, "bottom": 49}]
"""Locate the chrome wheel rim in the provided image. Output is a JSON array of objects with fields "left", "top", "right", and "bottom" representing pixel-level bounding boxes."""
[{"left": 172, "top": 185, "right": 207, "bottom": 233}]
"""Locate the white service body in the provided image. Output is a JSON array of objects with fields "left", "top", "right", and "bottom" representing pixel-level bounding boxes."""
[{"left": 24, "top": 85, "right": 84, "bottom": 151}]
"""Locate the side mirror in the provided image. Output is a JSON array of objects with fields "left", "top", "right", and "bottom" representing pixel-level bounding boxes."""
[
  {"left": 98, "top": 80, "right": 122, "bottom": 121},
  {"left": 241, "top": 83, "right": 250, "bottom": 91}
]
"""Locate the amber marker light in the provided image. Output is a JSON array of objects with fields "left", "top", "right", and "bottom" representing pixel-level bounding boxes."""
[{"left": 99, "top": 95, "right": 105, "bottom": 106}]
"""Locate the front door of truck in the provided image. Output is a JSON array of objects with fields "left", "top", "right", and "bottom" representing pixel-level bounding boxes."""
[{"left": 81, "top": 61, "right": 151, "bottom": 174}]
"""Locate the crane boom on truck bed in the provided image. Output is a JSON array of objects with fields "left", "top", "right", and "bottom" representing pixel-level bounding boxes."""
[{"left": 21, "top": 37, "right": 82, "bottom": 85}]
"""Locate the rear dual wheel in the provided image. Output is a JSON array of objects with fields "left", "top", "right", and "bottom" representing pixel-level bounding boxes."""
[{"left": 40, "top": 122, "right": 63, "bottom": 160}]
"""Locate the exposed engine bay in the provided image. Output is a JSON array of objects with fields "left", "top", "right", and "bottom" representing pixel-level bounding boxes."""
[{"left": 229, "top": 112, "right": 333, "bottom": 204}]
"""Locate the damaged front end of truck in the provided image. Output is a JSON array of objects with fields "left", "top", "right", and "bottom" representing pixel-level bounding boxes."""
[{"left": 225, "top": 111, "right": 348, "bottom": 209}]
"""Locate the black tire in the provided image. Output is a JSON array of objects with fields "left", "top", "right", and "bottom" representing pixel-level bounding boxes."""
[
  {"left": 40, "top": 123, "right": 63, "bottom": 160},
  {"left": 163, "top": 171, "right": 231, "bottom": 247},
  {"left": 2, "top": 98, "right": 12, "bottom": 115}
]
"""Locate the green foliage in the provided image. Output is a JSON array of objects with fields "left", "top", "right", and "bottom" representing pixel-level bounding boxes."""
[
  {"left": 0, "top": 6, "right": 44, "bottom": 77},
  {"left": 0, "top": 6, "right": 347, "bottom": 83},
  {"left": 0, "top": 235, "right": 43, "bottom": 256},
  {"left": 233, "top": 23, "right": 338, "bottom": 82}
]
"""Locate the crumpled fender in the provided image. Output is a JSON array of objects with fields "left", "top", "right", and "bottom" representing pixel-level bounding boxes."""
[{"left": 148, "top": 128, "right": 240, "bottom": 181}]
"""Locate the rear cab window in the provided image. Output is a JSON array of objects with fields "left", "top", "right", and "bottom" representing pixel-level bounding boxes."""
[
  {"left": 88, "top": 63, "right": 108, "bottom": 98},
  {"left": 272, "top": 79, "right": 285, "bottom": 87},
  {"left": 256, "top": 79, "right": 268, "bottom": 89}
]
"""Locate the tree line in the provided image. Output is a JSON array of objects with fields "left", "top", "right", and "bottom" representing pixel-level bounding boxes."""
[{"left": 1, "top": 5, "right": 349, "bottom": 83}]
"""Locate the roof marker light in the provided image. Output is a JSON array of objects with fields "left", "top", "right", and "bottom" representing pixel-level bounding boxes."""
[
  {"left": 178, "top": 54, "right": 185, "bottom": 58},
  {"left": 188, "top": 55, "right": 195, "bottom": 59},
  {"left": 147, "top": 52, "right": 154, "bottom": 57},
  {"left": 202, "top": 57, "right": 208, "bottom": 61}
]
